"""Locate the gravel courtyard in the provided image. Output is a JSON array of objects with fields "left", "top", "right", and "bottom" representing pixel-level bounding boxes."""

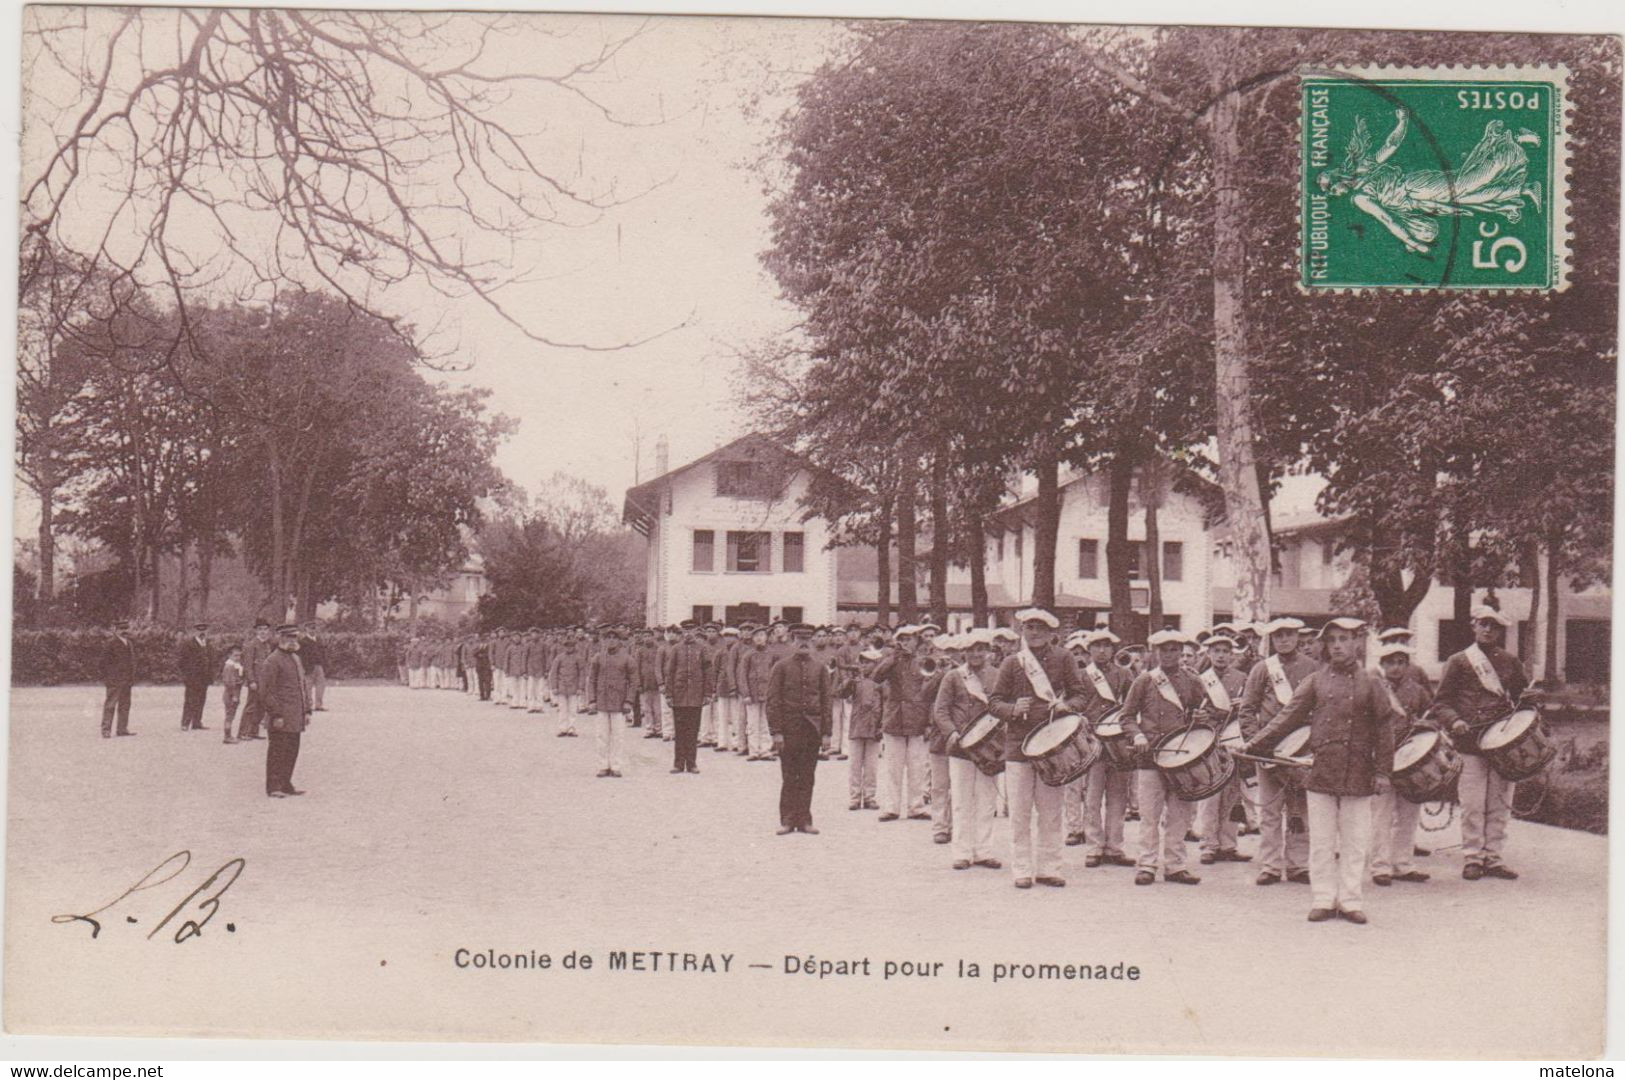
[{"left": 4, "top": 682, "right": 1606, "bottom": 1056}]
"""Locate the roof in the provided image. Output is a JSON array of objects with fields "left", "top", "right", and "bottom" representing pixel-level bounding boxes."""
[
  {"left": 983, "top": 462, "right": 1224, "bottom": 532},
  {"left": 621, "top": 434, "right": 848, "bottom": 535},
  {"left": 837, "top": 581, "right": 1109, "bottom": 611}
]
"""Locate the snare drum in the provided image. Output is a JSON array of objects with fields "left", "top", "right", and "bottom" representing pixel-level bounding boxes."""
[
  {"left": 1391, "top": 728, "right": 1462, "bottom": 804},
  {"left": 1094, "top": 705, "right": 1137, "bottom": 771},
  {"left": 1152, "top": 724, "right": 1236, "bottom": 803},
  {"left": 954, "top": 712, "right": 1007, "bottom": 777},
  {"left": 1266, "top": 726, "right": 1314, "bottom": 793},
  {"left": 1478, "top": 707, "right": 1557, "bottom": 782},
  {"left": 1022, "top": 713, "right": 1101, "bottom": 788}
]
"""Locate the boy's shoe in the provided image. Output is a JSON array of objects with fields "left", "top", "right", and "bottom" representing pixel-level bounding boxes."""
[
  {"left": 952, "top": 860, "right": 971, "bottom": 870},
  {"left": 878, "top": 813, "right": 899, "bottom": 822},
  {"left": 974, "top": 858, "right": 1002, "bottom": 869},
  {"left": 1013, "top": 878, "right": 1033, "bottom": 889},
  {"left": 1134, "top": 871, "right": 1155, "bottom": 886}
]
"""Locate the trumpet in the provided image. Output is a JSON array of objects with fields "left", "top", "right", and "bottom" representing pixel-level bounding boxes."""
[{"left": 916, "top": 655, "right": 941, "bottom": 678}]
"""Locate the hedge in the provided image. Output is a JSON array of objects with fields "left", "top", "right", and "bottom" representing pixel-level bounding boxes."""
[{"left": 10, "top": 629, "right": 407, "bottom": 685}]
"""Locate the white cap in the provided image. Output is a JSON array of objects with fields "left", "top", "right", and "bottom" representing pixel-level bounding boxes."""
[
  {"left": 1264, "top": 617, "right": 1306, "bottom": 636},
  {"left": 859, "top": 648, "right": 884, "bottom": 662},
  {"left": 1013, "top": 607, "right": 1060, "bottom": 629},
  {"left": 1319, "top": 616, "right": 1368, "bottom": 636},
  {"left": 1470, "top": 605, "right": 1512, "bottom": 627},
  {"left": 992, "top": 628, "right": 1020, "bottom": 642},
  {"left": 965, "top": 628, "right": 998, "bottom": 648},
  {"left": 937, "top": 634, "right": 965, "bottom": 651},
  {"left": 1147, "top": 629, "right": 1192, "bottom": 647},
  {"left": 1377, "top": 626, "right": 1413, "bottom": 642},
  {"left": 1083, "top": 628, "right": 1122, "bottom": 646},
  {"left": 895, "top": 624, "right": 921, "bottom": 638},
  {"left": 1377, "top": 642, "right": 1414, "bottom": 659}
]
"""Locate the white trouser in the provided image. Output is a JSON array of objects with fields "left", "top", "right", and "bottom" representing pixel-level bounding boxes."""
[
  {"left": 929, "top": 752, "right": 953, "bottom": 836},
  {"left": 1255, "top": 766, "right": 1309, "bottom": 875},
  {"left": 717, "top": 696, "right": 740, "bottom": 750},
  {"left": 1198, "top": 775, "right": 1243, "bottom": 854},
  {"left": 558, "top": 693, "right": 579, "bottom": 733},
  {"left": 1459, "top": 755, "right": 1515, "bottom": 866},
  {"left": 1007, "top": 762, "right": 1064, "bottom": 880},
  {"left": 745, "top": 701, "right": 769, "bottom": 755},
  {"left": 949, "top": 757, "right": 998, "bottom": 864},
  {"left": 1306, "top": 791, "right": 1374, "bottom": 912},
  {"left": 830, "top": 699, "right": 850, "bottom": 755},
  {"left": 640, "top": 690, "right": 662, "bottom": 733},
  {"left": 700, "top": 699, "right": 717, "bottom": 742},
  {"left": 1082, "top": 761, "right": 1130, "bottom": 857},
  {"left": 598, "top": 711, "right": 626, "bottom": 773},
  {"left": 881, "top": 734, "right": 928, "bottom": 817},
  {"left": 1369, "top": 788, "right": 1422, "bottom": 877},
  {"left": 848, "top": 738, "right": 880, "bottom": 804},
  {"left": 1135, "top": 769, "right": 1192, "bottom": 876}
]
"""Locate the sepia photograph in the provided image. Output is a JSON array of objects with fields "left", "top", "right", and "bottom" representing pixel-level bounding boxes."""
[{"left": 3, "top": 0, "right": 1619, "bottom": 1060}]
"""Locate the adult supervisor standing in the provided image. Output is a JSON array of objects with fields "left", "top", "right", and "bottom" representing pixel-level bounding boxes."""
[
  {"left": 259, "top": 623, "right": 312, "bottom": 798},
  {"left": 100, "top": 617, "right": 138, "bottom": 739},
  {"left": 177, "top": 621, "right": 212, "bottom": 731},
  {"left": 767, "top": 623, "right": 831, "bottom": 835}
]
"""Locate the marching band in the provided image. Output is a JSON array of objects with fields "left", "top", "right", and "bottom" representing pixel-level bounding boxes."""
[{"left": 399, "top": 600, "right": 1551, "bottom": 925}]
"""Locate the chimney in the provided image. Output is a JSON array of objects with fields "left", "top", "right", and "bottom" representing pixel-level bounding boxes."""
[{"left": 655, "top": 434, "right": 669, "bottom": 477}]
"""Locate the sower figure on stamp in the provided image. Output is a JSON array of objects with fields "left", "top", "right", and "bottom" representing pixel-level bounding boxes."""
[
  {"left": 1433, "top": 604, "right": 1533, "bottom": 882},
  {"left": 989, "top": 608, "right": 1088, "bottom": 890},
  {"left": 767, "top": 623, "right": 830, "bottom": 835},
  {"left": 100, "top": 617, "right": 137, "bottom": 739},
  {"left": 1369, "top": 640, "right": 1435, "bottom": 886},
  {"left": 1071, "top": 628, "right": 1135, "bottom": 869},
  {"left": 177, "top": 621, "right": 212, "bottom": 731},
  {"left": 933, "top": 629, "right": 1003, "bottom": 872},
  {"left": 1121, "top": 630, "right": 1206, "bottom": 887},
  {"left": 259, "top": 624, "right": 312, "bottom": 798},
  {"left": 1195, "top": 633, "right": 1251, "bottom": 866},
  {"left": 663, "top": 620, "right": 713, "bottom": 774},
  {"left": 1238, "top": 617, "right": 1317, "bottom": 886},
  {"left": 1245, "top": 618, "right": 1398, "bottom": 924}
]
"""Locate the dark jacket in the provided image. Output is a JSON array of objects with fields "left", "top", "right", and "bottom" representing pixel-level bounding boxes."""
[
  {"left": 1076, "top": 660, "right": 1134, "bottom": 722},
  {"left": 296, "top": 634, "right": 326, "bottom": 669},
  {"left": 549, "top": 646, "right": 587, "bottom": 696},
  {"left": 921, "top": 669, "right": 950, "bottom": 753},
  {"left": 1120, "top": 665, "right": 1206, "bottom": 744},
  {"left": 766, "top": 651, "right": 831, "bottom": 739},
  {"left": 1237, "top": 650, "right": 1321, "bottom": 740},
  {"left": 588, "top": 649, "right": 638, "bottom": 712},
  {"left": 177, "top": 636, "right": 212, "bottom": 687},
  {"left": 634, "top": 645, "right": 662, "bottom": 692},
  {"left": 243, "top": 636, "right": 276, "bottom": 691},
  {"left": 102, "top": 635, "right": 137, "bottom": 688},
  {"left": 737, "top": 645, "right": 775, "bottom": 702},
  {"left": 848, "top": 676, "right": 885, "bottom": 740},
  {"left": 258, "top": 648, "right": 311, "bottom": 734},
  {"left": 1251, "top": 662, "right": 1399, "bottom": 797},
  {"left": 872, "top": 650, "right": 931, "bottom": 737},
  {"left": 934, "top": 665, "right": 1001, "bottom": 770},
  {"left": 988, "top": 644, "right": 1089, "bottom": 762},
  {"left": 662, "top": 639, "right": 713, "bottom": 708},
  {"left": 1432, "top": 645, "right": 1529, "bottom": 756}
]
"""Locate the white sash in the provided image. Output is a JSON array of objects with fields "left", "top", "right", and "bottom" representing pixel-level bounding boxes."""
[
  {"left": 1016, "top": 643, "right": 1058, "bottom": 704},
  {"left": 1083, "top": 662, "right": 1117, "bottom": 704},
  {"left": 1465, "top": 644, "right": 1508, "bottom": 699},
  {"left": 1197, "top": 667, "right": 1233, "bottom": 711},
  {"left": 963, "top": 667, "right": 989, "bottom": 704},
  {"left": 1382, "top": 678, "right": 1408, "bottom": 719},
  {"left": 1265, "top": 655, "right": 1295, "bottom": 706},
  {"left": 1149, "top": 666, "right": 1186, "bottom": 709}
]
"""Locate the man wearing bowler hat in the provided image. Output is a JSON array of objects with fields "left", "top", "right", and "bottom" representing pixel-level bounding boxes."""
[
  {"left": 101, "top": 617, "right": 138, "bottom": 738},
  {"left": 259, "top": 623, "right": 311, "bottom": 798},
  {"left": 238, "top": 618, "right": 276, "bottom": 740},
  {"left": 767, "top": 623, "right": 831, "bottom": 834},
  {"left": 177, "top": 621, "right": 213, "bottom": 731}
]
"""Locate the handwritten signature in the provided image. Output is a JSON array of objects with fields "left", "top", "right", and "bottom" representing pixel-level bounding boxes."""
[{"left": 52, "top": 851, "right": 245, "bottom": 944}]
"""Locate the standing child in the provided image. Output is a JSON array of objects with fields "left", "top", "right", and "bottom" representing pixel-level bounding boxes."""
[
  {"left": 221, "top": 645, "right": 245, "bottom": 744},
  {"left": 846, "top": 650, "right": 886, "bottom": 810}
]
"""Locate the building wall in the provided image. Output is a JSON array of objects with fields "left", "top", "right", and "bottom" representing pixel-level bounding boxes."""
[{"left": 647, "top": 464, "right": 837, "bottom": 626}]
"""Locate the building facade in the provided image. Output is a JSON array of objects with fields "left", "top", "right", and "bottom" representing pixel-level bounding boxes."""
[{"left": 623, "top": 435, "right": 839, "bottom": 627}]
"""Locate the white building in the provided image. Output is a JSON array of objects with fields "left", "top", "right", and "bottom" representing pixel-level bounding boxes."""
[{"left": 622, "top": 435, "right": 841, "bottom": 627}]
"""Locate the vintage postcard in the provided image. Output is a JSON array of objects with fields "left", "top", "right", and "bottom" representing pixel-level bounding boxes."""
[{"left": 5, "top": 6, "right": 1618, "bottom": 1058}]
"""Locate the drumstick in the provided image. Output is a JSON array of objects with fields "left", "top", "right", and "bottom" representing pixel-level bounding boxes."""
[{"left": 1232, "top": 751, "right": 1310, "bottom": 768}]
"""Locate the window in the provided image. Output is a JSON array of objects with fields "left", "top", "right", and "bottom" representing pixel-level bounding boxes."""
[
  {"left": 1163, "top": 541, "right": 1184, "bottom": 582},
  {"left": 1015, "top": 532, "right": 1023, "bottom": 560},
  {"left": 716, "top": 461, "right": 782, "bottom": 499},
  {"left": 781, "top": 606, "right": 803, "bottom": 624},
  {"left": 692, "top": 530, "right": 714, "bottom": 572},
  {"left": 692, "top": 605, "right": 714, "bottom": 624},
  {"left": 1321, "top": 540, "right": 1335, "bottom": 566},
  {"left": 1078, "top": 539, "right": 1099, "bottom": 579},
  {"left": 1123, "top": 541, "right": 1144, "bottom": 579},
  {"left": 727, "top": 530, "right": 772, "bottom": 573},
  {"left": 996, "top": 535, "right": 1004, "bottom": 562},
  {"left": 783, "top": 532, "right": 805, "bottom": 573}
]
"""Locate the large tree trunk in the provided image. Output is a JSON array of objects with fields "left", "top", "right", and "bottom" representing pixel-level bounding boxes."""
[
  {"left": 197, "top": 538, "right": 214, "bottom": 619},
  {"left": 1032, "top": 455, "right": 1060, "bottom": 610},
  {"left": 1452, "top": 533, "right": 1474, "bottom": 629},
  {"left": 175, "top": 541, "right": 190, "bottom": 627},
  {"left": 146, "top": 547, "right": 162, "bottom": 623},
  {"left": 266, "top": 439, "right": 286, "bottom": 610},
  {"left": 877, "top": 490, "right": 894, "bottom": 627},
  {"left": 968, "top": 505, "right": 989, "bottom": 627},
  {"left": 1368, "top": 514, "right": 1434, "bottom": 627},
  {"left": 36, "top": 489, "right": 55, "bottom": 602},
  {"left": 896, "top": 461, "right": 919, "bottom": 622},
  {"left": 1209, "top": 59, "right": 1273, "bottom": 625},
  {"left": 1543, "top": 524, "right": 1564, "bottom": 687},
  {"left": 1106, "top": 453, "right": 1136, "bottom": 639},
  {"left": 1523, "top": 538, "right": 1542, "bottom": 670},
  {"left": 1145, "top": 499, "right": 1163, "bottom": 632},
  {"left": 928, "top": 450, "right": 949, "bottom": 629}
]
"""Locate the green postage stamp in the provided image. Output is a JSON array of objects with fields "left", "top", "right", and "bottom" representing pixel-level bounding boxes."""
[{"left": 1301, "top": 65, "right": 1570, "bottom": 291}]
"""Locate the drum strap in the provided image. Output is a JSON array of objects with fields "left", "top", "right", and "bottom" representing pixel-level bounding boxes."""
[
  {"left": 1465, "top": 645, "right": 1508, "bottom": 699},
  {"left": 1265, "top": 655, "right": 1294, "bottom": 707},
  {"left": 1149, "top": 666, "right": 1186, "bottom": 710},
  {"left": 1197, "top": 667, "right": 1233, "bottom": 711},
  {"left": 1083, "top": 662, "right": 1117, "bottom": 704},
  {"left": 1017, "top": 643, "right": 1058, "bottom": 705},
  {"left": 963, "top": 668, "right": 989, "bottom": 705}
]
